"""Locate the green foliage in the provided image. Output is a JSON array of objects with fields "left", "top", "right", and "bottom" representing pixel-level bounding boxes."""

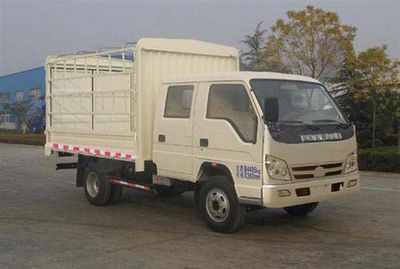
[
  {"left": 241, "top": 21, "right": 267, "bottom": 71},
  {"left": 358, "top": 146, "right": 400, "bottom": 173},
  {"left": 350, "top": 45, "right": 399, "bottom": 102},
  {"left": 260, "top": 5, "right": 356, "bottom": 81},
  {"left": 381, "top": 91, "right": 400, "bottom": 123},
  {"left": 348, "top": 46, "right": 399, "bottom": 148}
]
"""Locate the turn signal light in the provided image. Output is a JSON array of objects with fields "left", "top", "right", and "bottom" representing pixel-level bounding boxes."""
[
  {"left": 277, "top": 190, "right": 291, "bottom": 197},
  {"left": 347, "top": 179, "right": 357, "bottom": 188}
]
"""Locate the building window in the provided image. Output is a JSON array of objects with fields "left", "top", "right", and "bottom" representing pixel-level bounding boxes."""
[
  {"left": 0, "top": 111, "right": 10, "bottom": 123},
  {"left": 0, "top": 93, "right": 10, "bottom": 104},
  {"left": 207, "top": 84, "right": 257, "bottom": 143},
  {"left": 29, "top": 88, "right": 41, "bottom": 100},
  {"left": 16, "top": 91, "right": 24, "bottom": 102},
  {"left": 164, "top": 85, "right": 194, "bottom": 118}
]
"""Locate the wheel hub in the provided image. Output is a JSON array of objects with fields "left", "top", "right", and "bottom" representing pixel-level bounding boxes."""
[
  {"left": 86, "top": 172, "right": 100, "bottom": 198},
  {"left": 206, "top": 188, "right": 230, "bottom": 222}
]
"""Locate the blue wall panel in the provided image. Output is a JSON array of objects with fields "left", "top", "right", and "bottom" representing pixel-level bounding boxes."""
[{"left": 0, "top": 67, "right": 46, "bottom": 132}]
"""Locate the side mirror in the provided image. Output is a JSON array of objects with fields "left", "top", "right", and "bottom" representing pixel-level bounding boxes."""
[{"left": 264, "top": 97, "right": 279, "bottom": 122}]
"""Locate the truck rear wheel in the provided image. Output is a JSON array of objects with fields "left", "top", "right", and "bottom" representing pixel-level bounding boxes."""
[
  {"left": 199, "top": 176, "right": 246, "bottom": 233},
  {"left": 284, "top": 202, "right": 318, "bottom": 216},
  {"left": 83, "top": 163, "right": 111, "bottom": 206}
]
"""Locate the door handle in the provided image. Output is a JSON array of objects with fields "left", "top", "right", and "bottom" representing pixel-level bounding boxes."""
[
  {"left": 200, "top": 138, "right": 208, "bottom": 147},
  {"left": 158, "top": 134, "right": 166, "bottom": 142}
]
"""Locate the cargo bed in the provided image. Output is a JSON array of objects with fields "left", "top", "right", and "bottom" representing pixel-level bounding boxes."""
[{"left": 45, "top": 38, "right": 239, "bottom": 170}]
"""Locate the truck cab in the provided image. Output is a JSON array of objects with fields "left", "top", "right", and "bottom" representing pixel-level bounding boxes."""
[{"left": 153, "top": 71, "right": 359, "bottom": 232}]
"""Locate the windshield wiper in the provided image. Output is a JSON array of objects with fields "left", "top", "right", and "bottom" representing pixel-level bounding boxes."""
[
  {"left": 277, "top": 120, "right": 320, "bottom": 131},
  {"left": 312, "top": 119, "right": 350, "bottom": 129},
  {"left": 278, "top": 120, "right": 303, "bottom": 124}
]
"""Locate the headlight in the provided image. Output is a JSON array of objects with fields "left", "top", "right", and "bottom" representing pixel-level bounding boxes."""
[
  {"left": 344, "top": 153, "right": 358, "bottom": 174},
  {"left": 265, "top": 155, "right": 291, "bottom": 181}
]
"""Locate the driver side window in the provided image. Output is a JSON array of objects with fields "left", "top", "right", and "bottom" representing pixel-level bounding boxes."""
[{"left": 207, "top": 84, "right": 257, "bottom": 143}]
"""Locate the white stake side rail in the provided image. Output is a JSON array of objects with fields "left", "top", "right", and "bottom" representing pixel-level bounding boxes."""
[
  {"left": 45, "top": 38, "right": 240, "bottom": 170},
  {"left": 45, "top": 44, "right": 140, "bottom": 162}
]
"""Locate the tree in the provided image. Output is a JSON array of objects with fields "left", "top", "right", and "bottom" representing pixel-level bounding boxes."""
[
  {"left": 381, "top": 91, "right": 400, "bottom": 152},
  {"left": 349, "top": 46, "right": 399, "bottom": 148},
  {"left": 240, "top": 21, "right": 267, "bottom": 71},
  {"left": 331, "top": 60, "right": 361, "bottom": 116},
  {"left": 260, "top": 5, "right": 356, "bottom": 81},
  {"left": 4, "top": 100, "right": 33, "bottom": 134}
]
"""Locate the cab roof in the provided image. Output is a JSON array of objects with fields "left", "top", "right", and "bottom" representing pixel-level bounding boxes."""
[{"left": 164, "top": 71, "right": 322, "bottom": 85}]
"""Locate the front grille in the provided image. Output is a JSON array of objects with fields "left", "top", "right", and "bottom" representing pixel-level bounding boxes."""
[
  {"left": 325, "top": 170, "right": 342, "bottom": 176},
  {"left": 321, "top": 163, "right": 343, "bottom": 169},
  {"left": 291, "top": 162, "right": 343, "bottom": 180},
  {"left": 293, "top": 174, "right": 314, "bottom": 179},
  {"left": 292, "top": 165, "right": 318, "bottom": 171}
]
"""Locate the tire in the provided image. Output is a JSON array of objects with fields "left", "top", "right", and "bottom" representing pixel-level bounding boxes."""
[
  {"left": 156, "top": 187, "right": 185, "bottom": 197},
  {"left": 199, "top": 176, "right": 246, "bottom": 233},
  {"left": 83, "top": 162, "right": 111, "bottom": 206},
  {"left": 284, "top": 202, "right": 318, "bottom": 216},
  {"left": 108, "top": 185, "right": 123, "bottom": 204}
]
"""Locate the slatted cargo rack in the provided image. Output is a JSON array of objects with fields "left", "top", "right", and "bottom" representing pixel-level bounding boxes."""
[
  {"left": 45, "top": 38, "right": 240, "bottom": 171},
  {"left": 45, "top": 45, "right": 139, "bottom": 161},
  {"left": 46, "top": 45, "right": 136, "bottom": 130}
]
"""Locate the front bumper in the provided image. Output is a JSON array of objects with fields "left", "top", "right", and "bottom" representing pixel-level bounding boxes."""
[{"left": 262, "top": 171, "right": 360, "bottom": 208}]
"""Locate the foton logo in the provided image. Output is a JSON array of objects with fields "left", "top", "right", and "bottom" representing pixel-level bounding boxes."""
[{"left": 300, "top": 132, "right": 342, "bottom": 142}]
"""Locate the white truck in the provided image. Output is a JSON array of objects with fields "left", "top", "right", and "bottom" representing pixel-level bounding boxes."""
[{"left": 45, "top": 38, "right": 359, "bottom": 233}]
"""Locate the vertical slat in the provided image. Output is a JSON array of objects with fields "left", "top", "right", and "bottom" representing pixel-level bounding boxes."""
[
  {"left": 108, "top": 54, "right": 112, "bottom": 73},
  {"left": 47, "top": 64, "right": 53, "bottom": 129},
  {"left": 96, "top": 56, "right": 99, "bottom": 74},
  {"left": 122, "top": 52, "right": 126, "bottom": 72},
  {"left": 130, "top": 73, "right": 133, "bottom": 132},
  {"left": 63, "top": 61, "right": 67, "bottom": 79},
  {"left": 91, "top": 70, "right": 94, "bottom": 130}
]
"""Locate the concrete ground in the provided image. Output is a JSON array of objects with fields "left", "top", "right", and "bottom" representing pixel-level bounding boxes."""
[{"left": 0, "top": 143, "right": 399, "bottom": 269}]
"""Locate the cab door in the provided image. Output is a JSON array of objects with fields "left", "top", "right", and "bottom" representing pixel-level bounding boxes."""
[
  {"left": 153, "top": 84, "right": 196, "bottom": 179},
  {"left": 192, "top": 82, "right": 264, "bottom": 199}
]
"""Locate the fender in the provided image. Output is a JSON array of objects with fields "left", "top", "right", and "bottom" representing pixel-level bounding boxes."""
[{"left": 194, "top": 161, "right": 235, "bottom": 205}]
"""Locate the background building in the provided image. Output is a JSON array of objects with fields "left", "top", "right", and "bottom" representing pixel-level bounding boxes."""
[{"left": 0, "top": 67, "right": 45, "bottom": 132}]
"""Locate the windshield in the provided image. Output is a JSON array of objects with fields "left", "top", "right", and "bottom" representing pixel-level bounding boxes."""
[{"left": 250, "top": 79, "right": 347, "bottom": 125}]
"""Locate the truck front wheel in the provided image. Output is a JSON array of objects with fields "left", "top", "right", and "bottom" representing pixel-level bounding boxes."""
[
  {"left": 199, "top": 176, "right": 246, "bottom": 233},
  {"left": 83, "top": 163, "right": 111, "bottom": 206},
  {"left": 284, "top": 202, "right": 318, "bottom": 216}
]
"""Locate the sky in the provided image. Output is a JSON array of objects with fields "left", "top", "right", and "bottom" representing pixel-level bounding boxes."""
[{"left": 0, "top": 0, "right": 399, "bottom": 76}]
